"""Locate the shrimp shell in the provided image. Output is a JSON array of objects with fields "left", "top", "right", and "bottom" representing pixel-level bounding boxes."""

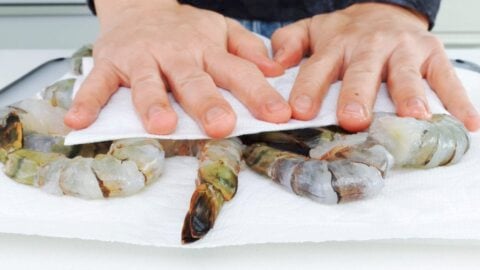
[
  {"left": 0, "top": 110, "right": 22, "bottom": 153},
  {"left": 181, "top": 138, "right": 243, "bottom": 244},
  {"left": 71, "top": 44, "right": 93, "bottom": 75},
  {"left": 244, "top": 144, "right": 384, "bottom": 204},
  {"left": 3, "top": 139, "right": 165, "bottom": 199},
  {"left": 41, "top": 78, "right": 76, "bottom": 110},
  {"left": 10, "top": 99, "right": 70, "bottom": 136},
  {"left": 369, "top": 113, "right": 470, "bottom": 168}
]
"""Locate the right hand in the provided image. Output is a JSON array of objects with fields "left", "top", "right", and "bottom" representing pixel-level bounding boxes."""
[{"left": 64, "top": 1, "right": 291, "bottom": 138}]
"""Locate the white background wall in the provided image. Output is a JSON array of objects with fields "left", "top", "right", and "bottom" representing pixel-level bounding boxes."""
[{"left": 0, "top": 0, "right": 478, "bottom": 49}]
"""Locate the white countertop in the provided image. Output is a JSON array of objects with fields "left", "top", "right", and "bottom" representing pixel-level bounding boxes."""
[{"left": 1, "top": 49, "right": 480, "bottom": 270}]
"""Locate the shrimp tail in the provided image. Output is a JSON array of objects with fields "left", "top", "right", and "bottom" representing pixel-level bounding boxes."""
[
  {"left": 181, "top": 138, "right": 242, "bottom": 244},
  {"left": 181, "top": 183, "right": 224, "bottom": 244}
]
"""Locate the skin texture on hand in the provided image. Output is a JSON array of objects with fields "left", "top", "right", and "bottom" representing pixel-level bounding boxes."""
[
  {"left": 64, "top": 0, "right": 290, "bottom": 138},
  {"left": 271, "top": 2, "right": 480, "bottom": 132}
]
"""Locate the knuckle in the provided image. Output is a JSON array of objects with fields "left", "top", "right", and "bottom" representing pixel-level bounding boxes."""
[
  {"left": 133, "top": 72, "right": 162, "bottom": 84},
  {"left": 294, "top": 76, "right": 321, "bottom": 92},
  {"left": 442, "top": 67, "right": 458, "bottom": 81},
  {"left": 315, "top": 43, "right": 343, "bottom": 60},
  {"left": 240, "top": 61, "right": 260, "bottom": 72},
  {"left": 347, "top": 63, "right": 378, "bottom": 76},
  {"left": 92, "top": 41, "right": 112, "bottom": 58},
  {"left": 204, "top": 45, "right": 224, "bottom": 55},
  {"left": 175, "top": 71, "right": 212, "bottom": 90},
  {"left": 272, "top": 27, "right": 289, "bottom": 39},
  {"left": 132, "top": 72, "right": 164, "bottom": 90},
  {"left": 424, "top": 35, "right": 444, "bottom": 49},
  {"left": 90, "top": 94, "right": 106, "bottom": 109},
  {"left": 232, "top": 71, "right": 270, "bottom": 105},
  {"left": 352, "top": 47, "right": 378, "bottom": 63},
  {"left": 229, "top": 59, "right": 263, "bottom": 81},
  {"left": 77, "top": 94, "right": 104, "bottom": 110},
  {"left": 394, "top": 65, "right": 421, "bottom": 78},
  {"left": 363, "top": 32, "right": 385, "bottom": 47},
  {"left": 94, "top": 58, "right": 120, "bottom": 77},
  {"left": 315, "top": 36, "right": 343, "bottom": 53},
  {"left": 396, "top": 31, "right": 415, "bottom": 46}
]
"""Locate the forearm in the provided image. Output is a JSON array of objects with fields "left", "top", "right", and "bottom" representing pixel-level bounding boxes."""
[{"left": 335, "top": 0, "right": 441, "bottom": 29}]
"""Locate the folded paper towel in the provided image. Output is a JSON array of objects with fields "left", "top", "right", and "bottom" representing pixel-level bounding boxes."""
[
  {"left": 1, "top": 46, "right": 480, "bottom": 248},
  {"left": 65, "top": 57, "right": 448, "bottom": 145}
]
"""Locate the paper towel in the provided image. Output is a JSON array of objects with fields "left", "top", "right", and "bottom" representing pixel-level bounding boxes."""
[
  {"left": 1, "top": 132, "right": 480, "bottom": 248},
  {"left": 0, "top": 49, "right": 479, "bottom": 248},
  {"left": 65, "top": 48, "right": 449, "bottom": 145}
]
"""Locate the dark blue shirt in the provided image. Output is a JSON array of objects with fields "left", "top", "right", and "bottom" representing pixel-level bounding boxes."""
[{"left": 87, "top": 0, "right": 440, "bottom": 29}]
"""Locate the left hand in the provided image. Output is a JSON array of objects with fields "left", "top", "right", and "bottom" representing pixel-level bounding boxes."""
[{"left": 271, "top": 2, "right": 480, "bottom": 132}]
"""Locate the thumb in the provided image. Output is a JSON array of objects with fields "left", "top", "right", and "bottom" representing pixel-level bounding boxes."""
[
  {"left": 225, "top": 18, "right": 284, "bottom": 77},
  {"left": 271, "top": 19, "right": 310, "bottom": 68},
  {"left": 64, "top": 60, "right": 121, "bottom": 129}
]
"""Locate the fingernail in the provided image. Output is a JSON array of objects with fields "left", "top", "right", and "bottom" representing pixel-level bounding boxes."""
[
  {"left": 266, "top": 99, "right": 288, "bottom": 113},
  {"left": 406, "top": 97, "right": 429, "bottom": 117},
  {"left": 274, "top": 48, "right": 285, "bottom": 62},
  {"left": 148, "top": 105, "right": 168, "bottom": 120},
  {"left": 467, "top": 108, "right": 479, "bottom": 118},
  {"left": 205, "top": 106, "right": 229, "bottom": 125},
  {"left": 294, "top": 95, "right": 312, "bottom": 113},
  {"left": 342, "top": 102, "right": 367, "bottom": 118}
]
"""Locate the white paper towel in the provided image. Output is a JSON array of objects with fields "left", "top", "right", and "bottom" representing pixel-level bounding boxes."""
[
  {"left": 1, "top": 133, "right": 480, "bottom": 248},
  {"left": 1, "top": 49, "right": 480, "bottom": 248},
  {"left": 65, "top": 50, "right": 448, "bottom": 145}
]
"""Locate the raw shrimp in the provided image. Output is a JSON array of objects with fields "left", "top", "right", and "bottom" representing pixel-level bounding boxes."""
[
  {"left": 0, "top": 98, "right": 165, "bottom": 199},
  {"left": 41, "top": 78, "right": 76, "bottom": 110},
  {"left": 243, "top": 128, "right": 394, "bottom": 177},
  {"left": 182, "top": 138, "right": 243, "bottom": 243},
  {"left": 71, "top": 44, "right": 93, "bottom": 75},
  {"left": 3, "top": 139, "right": 165, "bottom": 199},
  {"left": 368, "top": 113, "right": 470, "bottom": 168},
  {"left": 244, "top": 143, "right": 384, "bottom": 204}
]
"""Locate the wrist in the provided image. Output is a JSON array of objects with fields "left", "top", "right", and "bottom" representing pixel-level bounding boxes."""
[
  {"left": 94, "top": 0, "right": 179, "bottom": 29},
  {"left": 343, "top": 2, "right": 429, "bottom": 30}
]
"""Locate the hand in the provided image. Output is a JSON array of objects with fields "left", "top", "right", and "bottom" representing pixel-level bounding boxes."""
[
  {"left": 64, "top": 1, "right": 290, "bottom": 138},
  {"left": 271, "top": 2, "right": 480, "bottom": 131}
]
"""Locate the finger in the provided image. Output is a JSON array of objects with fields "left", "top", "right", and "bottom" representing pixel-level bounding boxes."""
[
  {"left": 338, "top": 45, "right": 389, "bottom": 132},
  {"left": 387, "top": 48, "right": 431, "bottom": 119},
  {"left": 226, "top": 18, "right": 284, "bottom": 77},
  {"left": 426, "top": 49, "right": 480, "bottom": 131},
  {"left": 271, "top": 19, "right": 310, "bottom": 68},
  {"left": 129, "top": 56, "right": 177, "bottom": 134},
  {"left": 64, "top": 59, "right": 121, "bottom": 129},
  {"left": 160, "top": 53, "right": 236, "bottom": 138},
  {"left": 289, "top": 43, "right": 343, "bottom": 120},
  {"left": 204, "top": 48, "right": 291, "bottom": 123}
]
